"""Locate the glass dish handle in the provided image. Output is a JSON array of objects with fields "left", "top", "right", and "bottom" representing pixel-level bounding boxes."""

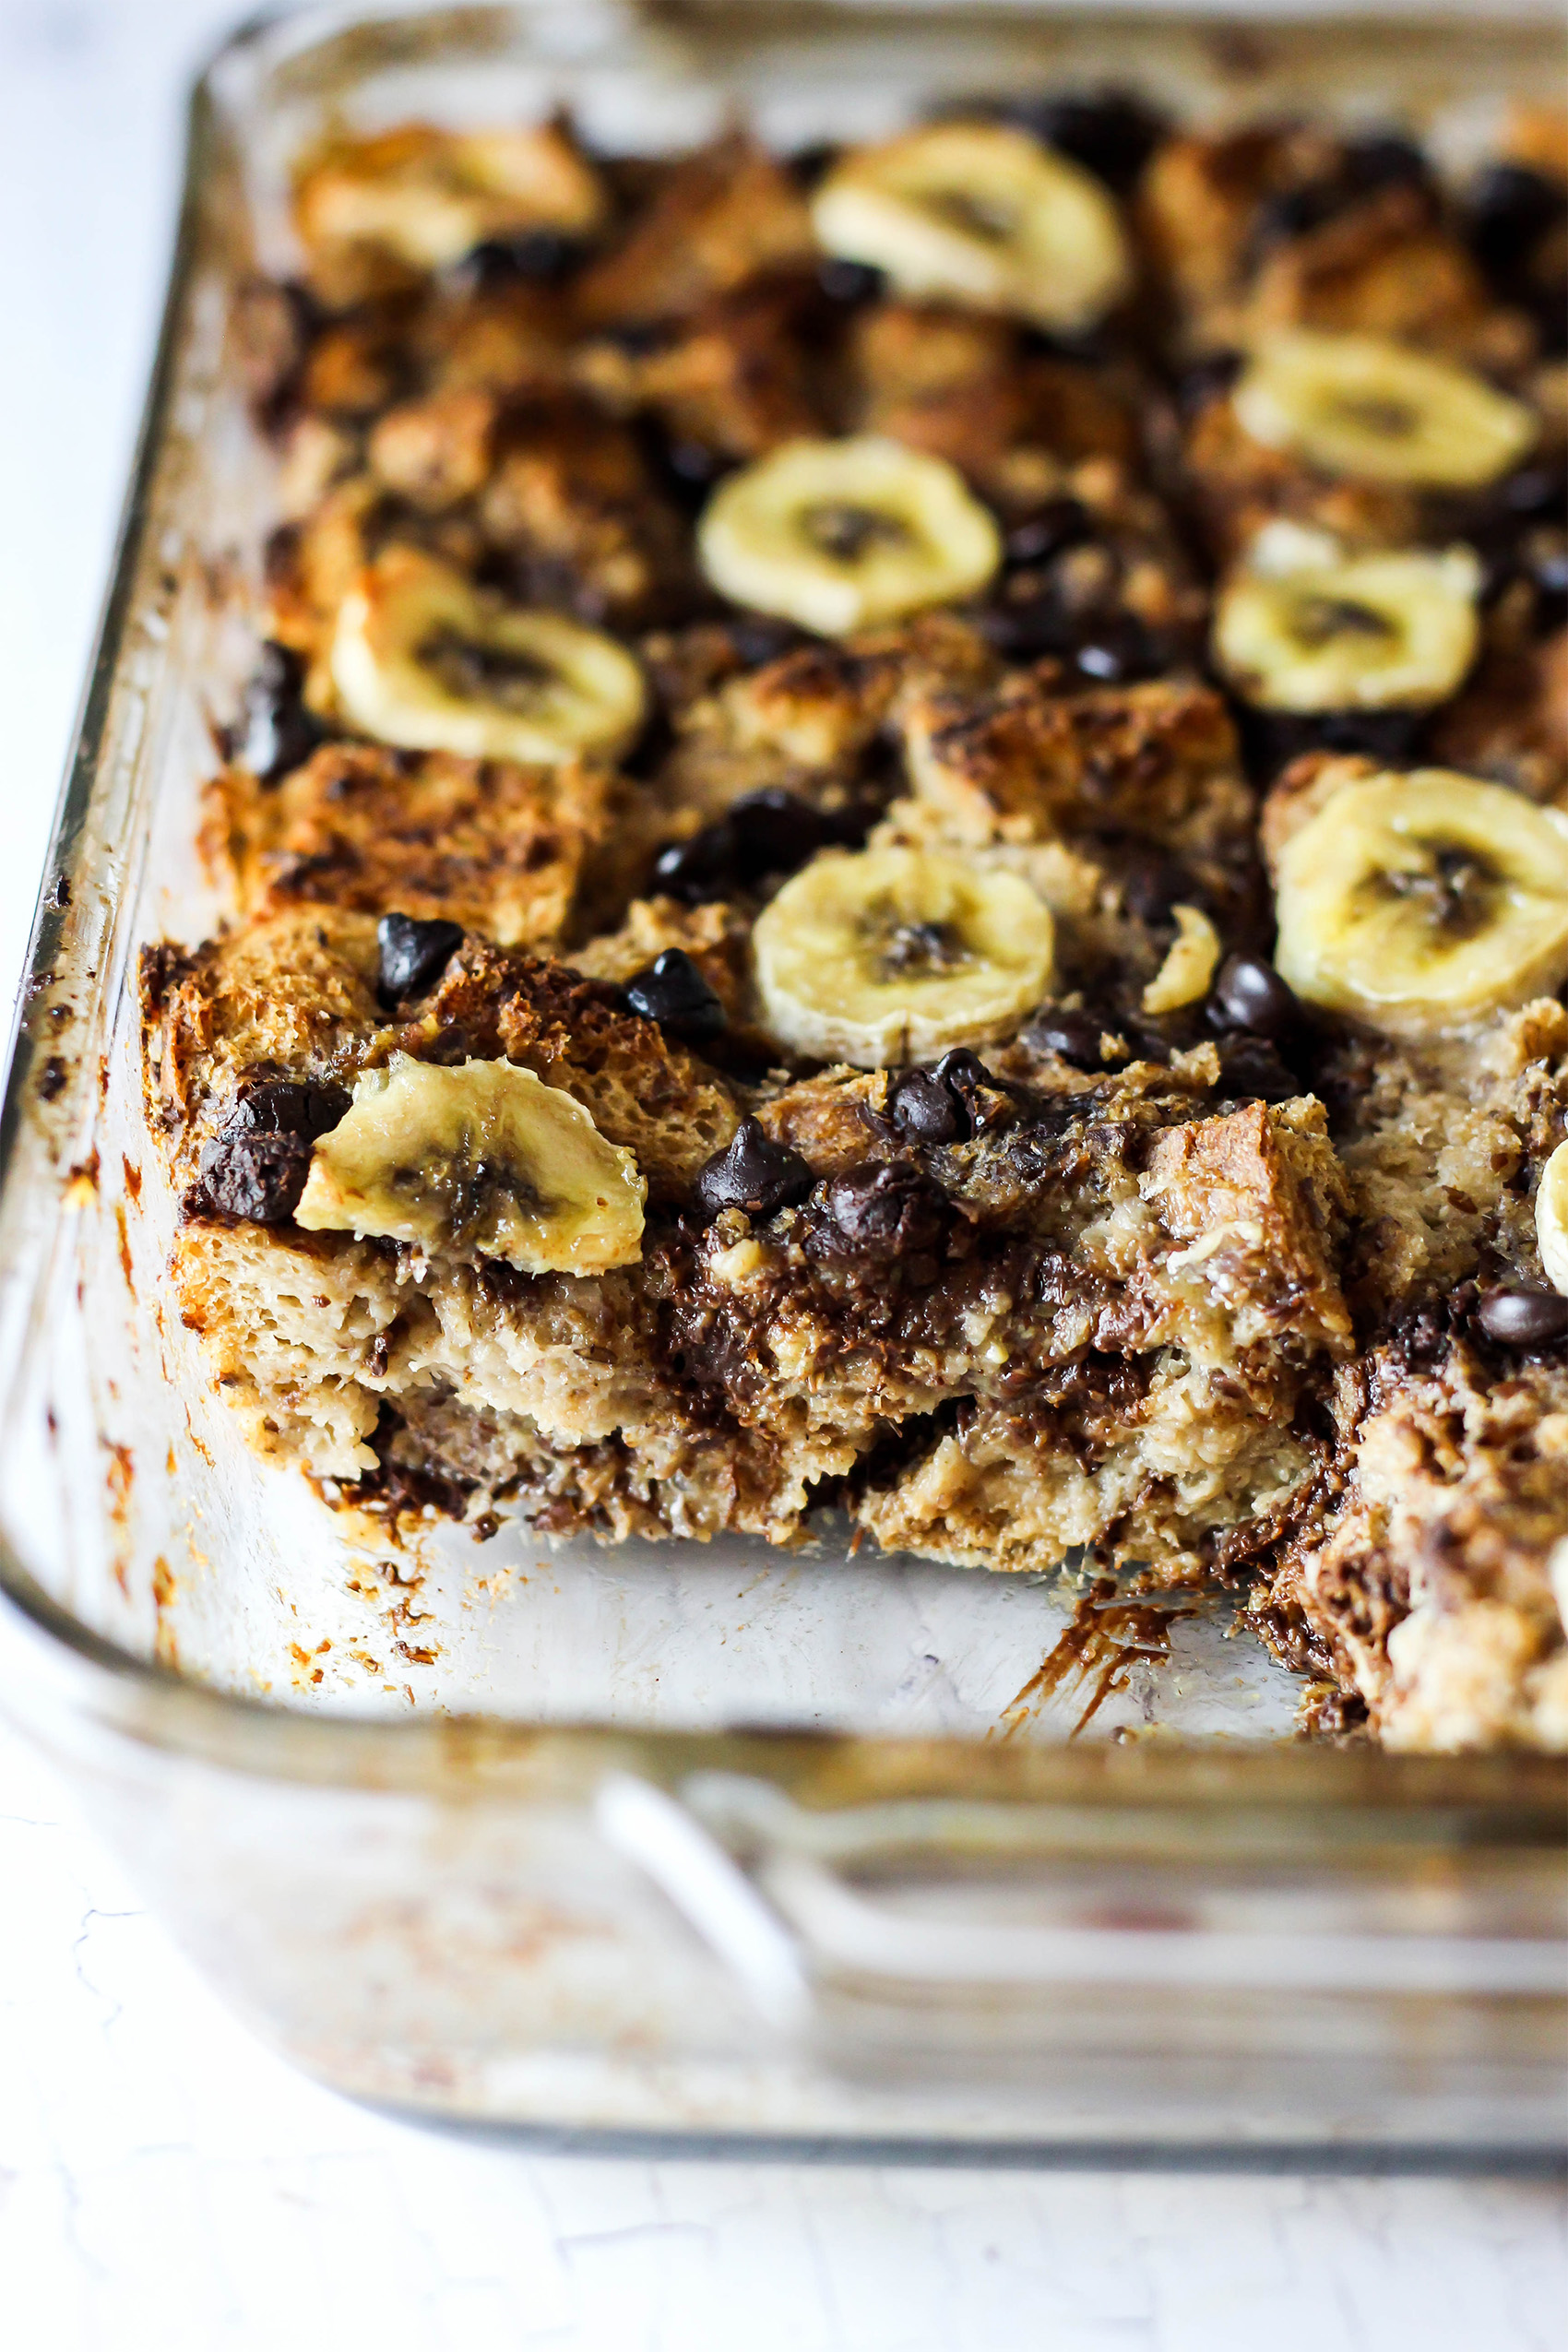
[{"left": 596, "top": 1770, "right": 1568, "bottom": 2027}]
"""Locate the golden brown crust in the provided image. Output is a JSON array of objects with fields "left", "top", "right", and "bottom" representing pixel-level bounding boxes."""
[
  {"left": 269, "top": 397, "right": 695, "bottom": 661},
  {"left": 476, "top": 398, "right": 694, "bottom": 621},
  {"left": 419, "top": 282, "right": 576, "bottom": 401},
  {"left": 1429, "top": 622, "right": 1568, "bottom": 807},
  {"left": 1139, "top": 124, "right": 1327, "bottom": 323},
  {"left": 905, "top": 670, "right": 1240, "bottom": 837},
  {"left": 403, "top": 939, "right": 740, "bottom": 1194},
  {"left": 1181, "top": 393, "right": 1427, "bottom": 565},
  {"left": 574, "top": 136, "right": 815, "bottom": 327},
  {"left": 144, "top": 908, "right": 384, "bottom": 1140},
  {"left": 849, "top": 301, "right": 1137, "bottom": 506},
  {"left": 655, "top": 611, "right": 1000, "bottom": 822},
  {"left": 367, "top": 386, "right": 499, "bottom": 511},
  {"left": 902, "top": 671, "right": 1257, "bottom": 932},
  {"left": 719, "top": 611, "right": 997, "bottom": 764},
  {"left": 1233, "top": 184, "right": 1524, "bottom": 367},
  {"left": 1255, "top": 1335, "right": 1568, "bottom": 1749},
  {"left": 1138, "top": 122, "right": 1536, "bottom": 370},
  {"left": 1142, "top": 1096, "right": 1352, "bottom": 1354},
  {"left": 566, "top": 895, "right": 754, "bottom": 1020},
  {"left": 199, "top": 742, "right": 636, "bottom": 948},
  {"left": 573, "top": 277, "right": 826, "bottom": 460}
]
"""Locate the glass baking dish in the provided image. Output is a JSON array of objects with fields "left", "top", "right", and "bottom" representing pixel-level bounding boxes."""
[{"left": 0, "top": 0, "right": 1563, "bottom": 2168}]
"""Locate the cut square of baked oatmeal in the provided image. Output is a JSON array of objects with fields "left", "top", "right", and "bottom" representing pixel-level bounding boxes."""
[
  {"left": 199, "top": 740, "right": 647, "bottom": 947},
  {"left": 1137, "top": 121, "right": 1531, "bottom": 368},
  {"left": 143, "top": 899, "right": 1360, "bottom": 1594}
]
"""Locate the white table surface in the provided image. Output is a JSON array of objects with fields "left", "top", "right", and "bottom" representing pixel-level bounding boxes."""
[{"left": 0, "top": 5, "right": 1564, "bottom": 2346}]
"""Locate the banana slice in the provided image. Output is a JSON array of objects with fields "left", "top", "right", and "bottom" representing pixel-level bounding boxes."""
[
  {"left": 1142, "top": 906, "right": 1222, "bottom": 1016},
  {"left": 697, "top": 436, "right": 1001, "bottom": 636},
  {"left": 1214, "top": 546, "right": 1482, "bottom": 712},
  {"left": 752, "top": 845, "right": 1053, "bottom": 1065},
  {"left": 1232, "top": 332, "right": 1538, "bottom": 490},
  {"left": 329, "top": 548, "right": 645, "bottom": 764},
  {"left": 1538, "top": 1140, "right": 1568, "bottom": 1297},
  {"left": 1274, "top": 769, "right": 1568, "bottom": 1038},
  {"left": 294, "top": 1054, "right": 646, "bottom": 1275},
  {"left": 812, "top": 123, "right": 1130, "bottom": 333},
  {"left": 295, "top": 123, "right": 607, "bottom": 278}
]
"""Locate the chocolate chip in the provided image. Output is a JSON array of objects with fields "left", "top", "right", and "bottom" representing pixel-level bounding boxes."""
[
  {"left": 790, "top": 143, "right": 838, "bottom": 191},
  {"left": 621, "top": 705, "right": 676, "bottom": 783},
  {"left": 986, "top": 582, "right": 1173, "bottom": 679},
  {"left": 1004, "top": 496, "right": 1091, "bottom": 567},
  {"left": 452, "top": 230, "right": 580, "bottom": 289},
  {"left": 1502, "top": 462, "right": 1568, "bottom": 517},
  {"left": 653, "top": 790, "right": 837, "bottom": 901},
  {"left": 1476, "top": 1285, "right": 1568, "bottom": 1347},
  {"left": 1235, "top": 705, "right": 1429, "bottom": 782},
  {"left": 195, "top": 1071, "right": 352, "bottom": 1223},
  {"left": 666, "top": 438, "right": 725, "bottom": 488},
  {"left": 819, "top": 1161, "right": 947, "bottom": 1259},
  {"left": 1207, "top": 954, "right": 1297, "bottom": 1039},
  {"left": 1215, "top": 1033, "right": 1299, "bottom": 1104},
  {"left": 885, "top": 1050, "right": 993, "bottom": 1144},
  {"left": 1251, "top": 136, "right": 1431, "bottom": 260},
  {"left": 1073, "top": 618, "right": 1166, "bottom": 683},
  {"left": 1531, "top": 540, "right": 1568, "bottom": 635},
  {"left": 1119, "top": 846, "right": 1187, "bottom": 923},
  {"left": 982, "top": 586, "right": 1175, "bottom": 682},
  {"left": 232, "top": 641, "right": 322, "bottom": 785},
  {"left": 1466, "top": 163, "right": 1567, "bottom": 290},
  {"left": 226, "top": 1077, "right": 350, "bottom": 1141},
  {"left": 932, "top": 1047, "right": 992, "bottom": 1096},
  {"left": 886, "top": 1068, "right": 963, "bottom": 1144},
  {"left": 1476, "top": 169, "right": 1568, "bottom": 352},
  {"left": 377, "top": 912, "right": 465, "bottom": 1004},
  {"left": 978, "top": 597, "right": 1074, "bottom": 660},
  {"left": 999, "top": 90, "right": 1167, "bottom": 194},
  {"left": 422, "top": 1024, "right": 473, "bottom": 1067},
  {"left": 196, "top": 1129, "right": 314, "bottom": 1224},
  {"left": 623, "top": 948, "right": 726, "bottom": 1044},
  {"left": 1026, "top": 1010, "right": 1106, "bottom": 1070},
  {"left": 731, "top": 788, "right": 837, "bottom": 875},
  {"left": 1252, "top": 180, "right": 1345, "bottom": 252},
  {"left": 1343, "top": 133, "right": 1431, "bottom": 196},
  {"left": 728, "top": 618, "right": 801, "bottom": 668},
  {"left": 595, "top": 318, "right": 672, "bottom": 358},
  {"left": 653, "top": 820, "right": 737, "bottom": 903},
  {"left": 1175, "top": 350, "right": 1242, "bottom": 418},
  {"left": 817, "top": 257, "right": 884, "bottom": 304},
  {"left": 1119, "top": 1019, "right": 1173, "bottom": 1066},
  {"left": 694, "top": 1117, "right": 814, "bottom": 1220}
]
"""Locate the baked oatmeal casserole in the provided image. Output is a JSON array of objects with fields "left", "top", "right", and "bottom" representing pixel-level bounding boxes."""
[{"left": 139, "top": 89, "right": 1568, "bottom": 1752}]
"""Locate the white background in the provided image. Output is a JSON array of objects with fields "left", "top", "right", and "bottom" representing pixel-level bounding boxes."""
[{"left": 0, "top": 4, "right": 1564, "bottom": 2346}]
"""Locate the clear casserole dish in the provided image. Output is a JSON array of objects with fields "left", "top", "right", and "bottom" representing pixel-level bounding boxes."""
[{"left": 0, "top": 0, "right": 1563, "bottom": 2166}]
